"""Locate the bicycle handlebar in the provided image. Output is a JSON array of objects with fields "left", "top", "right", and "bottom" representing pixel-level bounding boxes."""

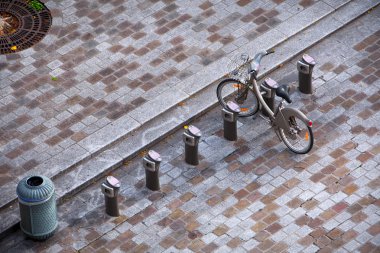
[{"left": 250, "top": 48, "right": 275, "bottom": 77}]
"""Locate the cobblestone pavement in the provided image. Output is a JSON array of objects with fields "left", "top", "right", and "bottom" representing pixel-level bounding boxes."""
[
  {"left": 0, "top": 0, "right": 347, "bottom": 191},
  {"left": 1, "top": 7, "right": 379, "bottom": 253}
]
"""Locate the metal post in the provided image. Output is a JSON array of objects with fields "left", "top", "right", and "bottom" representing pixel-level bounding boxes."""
[
  {"left": 101, "top": 176, "right": 121, "bottom": 217},
  {"left": 223, "top": 101, "right": 240, "bottom": 141},
  {"left": 297, "top": 54, "right": 316, "bottom": 94},
  {"left": 183, "top": 125, "right": 202, "bottom": 165},
  {"left": 260, "top": 78, "right": 277, "bottom": 117},
  {"left": 143, "top": 150, "right": 161, "bottom": 191}
]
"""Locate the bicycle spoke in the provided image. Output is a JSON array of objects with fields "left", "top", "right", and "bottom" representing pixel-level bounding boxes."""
[
  {"left": 216, "top": 79, "right": 259, "bottom": 117},
  {"left": 279, "top": 115, "right": 313, "bottom": 154}
]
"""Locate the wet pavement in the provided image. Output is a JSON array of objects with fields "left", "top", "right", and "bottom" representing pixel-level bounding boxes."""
[{"left": 1, "top": 6, "right": 379, "bottom": 253}]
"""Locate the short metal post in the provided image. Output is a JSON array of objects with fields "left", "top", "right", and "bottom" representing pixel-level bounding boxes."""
[
  {"left": 183, "top": 125, "right": 202, "bottom": 165},
  {"left": 260, "top": 78, "right": 277, "bottom": 117},
  {"left": 143, "top": 150, "right": 161, "bottom": 191},
  {"left": 101, "top": 176, "right": 121, "bottom": 217},
  {"left": 223, "top": 101, "right": 240, "bottom": 141},
  {"left": 297, "top": 54, "right": 316, "bottom": 94}
]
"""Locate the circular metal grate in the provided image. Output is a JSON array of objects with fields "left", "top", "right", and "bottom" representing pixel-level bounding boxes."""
[{"left": 0, "top": 0, "right": 52, "bottom": 55}]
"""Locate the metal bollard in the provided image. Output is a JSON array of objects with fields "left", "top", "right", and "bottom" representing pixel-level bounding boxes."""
[
  {"left": 260, "top": 78, "right": 278, "bottom": 117},
  {"left": 143, "top": 150, "right": 161, "bottom": 191},
  {"left": 183, "top": 125, "right": 202, "bottom": 165},
  {"left": 101, "top": 176, "right": 121, "bottom": 217},
  {"left": 297, "top": 54, "right": 316, "bottom": 94},
  {"left": 223, "top": 101, "right": 240, "bottom": 141}
]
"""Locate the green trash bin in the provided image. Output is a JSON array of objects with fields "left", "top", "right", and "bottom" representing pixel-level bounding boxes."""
[{"left": 16, "top": 175, "right": 58, "bottom": 240}]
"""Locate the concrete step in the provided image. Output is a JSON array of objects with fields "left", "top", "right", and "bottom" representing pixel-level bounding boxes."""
[{"left": 0, "top": 0, "right": 378, "bottom": 238}]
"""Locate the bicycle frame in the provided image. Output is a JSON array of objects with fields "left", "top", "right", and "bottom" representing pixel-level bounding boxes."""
[{"left": 249, "top": 78, "right": 311, "bottom": 132}]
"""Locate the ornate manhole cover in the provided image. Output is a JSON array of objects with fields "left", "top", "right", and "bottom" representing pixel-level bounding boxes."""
[{"left": 0, "top": 0, "right": 52, "bottom": 54}]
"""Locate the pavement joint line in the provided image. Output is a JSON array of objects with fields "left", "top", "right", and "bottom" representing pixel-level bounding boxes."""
[{"left": 0, "top": 0, "right": 379, "bottom": 239}]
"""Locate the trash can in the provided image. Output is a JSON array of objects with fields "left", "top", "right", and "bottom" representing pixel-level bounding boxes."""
[
  {"left": 297, "top": 54, "right": 316, "bottom": 94},
  {"left": 260, "top": 78, "right": 278, "bottom": 116},
  {"left": 16, "top": 175, "right": 58, "bottom": 240},
  {"left": 101, "top": 176, "right": 121, "bottom": 217}
]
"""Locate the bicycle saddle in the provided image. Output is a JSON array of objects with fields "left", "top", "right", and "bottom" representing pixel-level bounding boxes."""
[{"left": 276, "top": 85, "right": 292, "bottom": 103}]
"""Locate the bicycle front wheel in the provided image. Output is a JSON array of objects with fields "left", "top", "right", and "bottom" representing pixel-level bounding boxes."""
[
  {"left": 278, "top": 114, "right": 314, "bottom": 154},
  {"left": 216, "top": 79, "right": 259, "bottom": 117}
]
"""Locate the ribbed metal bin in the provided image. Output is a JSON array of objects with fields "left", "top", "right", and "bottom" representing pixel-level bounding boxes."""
[{"left": 16, "top": 175, "right": 58, "bottom": 240}]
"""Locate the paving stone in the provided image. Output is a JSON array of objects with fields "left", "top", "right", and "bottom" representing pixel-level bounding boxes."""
[{"left": 1, "top": 3, "right": 380, "bottom": 252}]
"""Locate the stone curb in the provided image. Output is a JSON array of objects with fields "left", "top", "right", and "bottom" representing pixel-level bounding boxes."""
[{"left": 0, "top": 0, "right": 378, "bottom": 239}]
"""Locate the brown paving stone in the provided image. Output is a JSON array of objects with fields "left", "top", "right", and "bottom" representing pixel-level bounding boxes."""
[
  {"left": 256, "top": 24, "right": 270, "bottom": 33},
  {"left": 358, "top": 109, "right": 373, "bottom": 119},
  {"left": 254, "top": 16, "right": 268, "bottom": 25},
  {"left": 120, "top": 240, "right": 137, "bottom": 252},
  {"left": 201, "top": 242, "right": 218, "bottom": 252},
  {"left": 241, "top": 14, "right": 255, "bottom": 23},
  {"left": 342, "top": 230, "right": 358, "bottom": 241},
  {"left": 308, "top": 218, "right": 324, "bottom": 228},
  {"left": 298, "top": 235, "right": 314, "bottom": 246},
  {"left": 360, "top": 66, "right": 376, "bottom": 75},
  {"left": 234, "top": 189, "right": 249, "bottom": 199},
  {"left": 357, "top": 152, "right": 373, "bottom": 163},
  {"left": 367, "top": 223, "right": 380, "bottom": 236},
  {"left": 365, "top": 127, "right": 378, "bottom": 136},
  {"left": 310, "top": 227, "right": 326, "bottom": 239},
  {"left": 270, "top": 241, "right": 288, "bottom": 252},
  {"left": 258, "top": 239, "right": 274, "bottom": 251},
  {"left": 299, "top": 0, "right": 315, "bottom": 8},
  {"left": 358, "top": 242, "right": 378, "bottom": 253},
  {"left": 213, "top": 225, "right": 229, "bottom": 236},
  {"left": 332, "top": 202, "right": 348, "bottom": 213},
  {"left": 134, "top": 47, "right": 150, "bottom": 56},
  {"left": 266, "top": 223, "right": 282, "bottom": 234},
  {"left": 45, "top": 135, "right": 63, "bottom": 146},
  {"left": 354, "top": 42, "right": 367, "bottom": 51},
  {"left": 263, "top": 213, "right": 278, "bottom": 225},
  {"left": 316, "top": 235, "right": 332, "bottom": 248},
  {"left": 362, "top": 75, "right": 377, "bottom": 84},
  {"left": 341, "top": 99, "right": 356, "bottom": 109},
  {"left": 251, "top": 8, "right": 266, "bottom": 16},
  {"left": 226, "top": 237, "right": 243, "bottom": 248},
  {"left": 320, "top": 62, "right": 335, "bottom": 72},
  {"left": 284, "top": 178, "right": 301, "bottom": 189},
  {"left": 188, "top": 239, "right": 206, "bottom": 252},
  {"left": 352, "top": 211, "right": 368, "bottom": 223},
  {"left": 302, "top": 199, "right": 319, "bottom": 210},
  {"left": 333, "top": 64, "right": 348, "bottom": 74},
  {"left": 357, "top": 59, "right": 372, "bottom": 68}
]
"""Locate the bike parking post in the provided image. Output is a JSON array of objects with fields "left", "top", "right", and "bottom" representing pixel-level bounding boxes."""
[
  {"left": 260, "top": 78, "right": 277, "bottom": 117},
  {"left": 101, "top": 176, "right": 121, "bottom": 217},
  {"left": 222, "top": 101, "right": 240, "bottom": 141},
  {"left": 143, "top": 150, "right": 161, "bottom": 191},
  {"left": 297, "top": 54, "right": 316, "bottom": 94},
  {"left": 183, "top": 125, "right": 202, "bottom": 165}
]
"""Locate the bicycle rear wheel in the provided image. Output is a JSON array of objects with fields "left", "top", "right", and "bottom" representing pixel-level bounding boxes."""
[
  {"left": 278, "top": 115, "right": 313, "bottom": 154},
  {"left": 216, "top": 79, "right": 259, "bottom": 117}
]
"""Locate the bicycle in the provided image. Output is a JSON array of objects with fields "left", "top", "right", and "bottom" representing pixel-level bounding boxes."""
[{"left": 216, "top": 49, "right": 314, "bottom": 154}]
